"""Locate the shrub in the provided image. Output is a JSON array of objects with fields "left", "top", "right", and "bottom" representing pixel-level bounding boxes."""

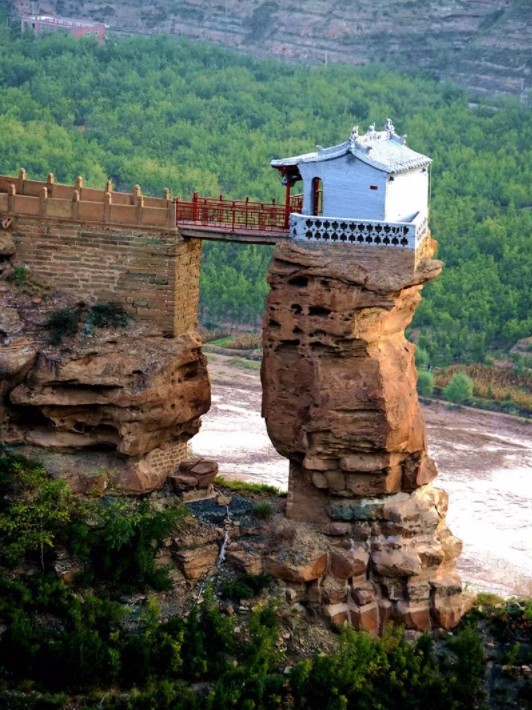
[
  {"left": 417, "top": 370, "right": 435, "bottom": 396},
  {"left": 220, "top": 573, "right": 271, "bottom": 600},
  {"left": 45, "top": 308, "right": 82, "bottom": 344},
  {"left": 181, "top": 587, "right": 235, "bottom": 682},
  {"left": 252, "top": 501, "right": 274, "bottom": 520},
  {"left": 13, "top": 265, "right": 26, "bottom": 283},
  {"left": 290, "top": 624, "right": 487, "bottom": 709},
  {"left": 91, "top": 301, "right": 130, "bottom": 328},
  {"left": 415, "top": 346, "right": 430, "bottom": 368},
  {"left": 0, "top": 454, "right": 73, "bottom": 568},
  {"left": 443, "top": 371, "right": 473, "bottom": 404},
  {"left": 209, "top": 602, "right": 284, "bottom": 708},
  {"left": 67, "top": 498, "right": 188, "bottom": 590}
]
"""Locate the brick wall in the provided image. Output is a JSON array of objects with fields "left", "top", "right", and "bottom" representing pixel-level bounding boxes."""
[
  {"left": 146, "top": 441, "right": 190, "bottom": 477},
  {"left": 12, "top": 218, "right": 201, "bottom": 336}
]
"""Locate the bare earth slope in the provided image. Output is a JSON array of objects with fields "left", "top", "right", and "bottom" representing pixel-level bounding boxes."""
[{"left": 17, "top": 0, "right": 532, "bottom": 98}]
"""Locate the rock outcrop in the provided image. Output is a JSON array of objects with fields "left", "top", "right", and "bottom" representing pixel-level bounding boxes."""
[
  {"left": 261, "top": 240, "right": 469, "bottom": 630},
  {"left": 0, "top": 227, "right": 210, "bottom": 493}
]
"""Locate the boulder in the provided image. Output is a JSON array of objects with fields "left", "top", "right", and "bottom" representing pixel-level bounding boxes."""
[
  {"left": 179, "top": 458, "right": 219, "bottom": 488},
  {"left": 330, "top": 549, "right": 369, "bottom": 580},
  {"left": 175, "top": 543, "right": 219, "bottom": 580},
  {"left": 371, "top": 548, "right": 422, "bottom": 578},
  {"left": 264, "top": 552, "right": 328, "bottom": 583},
  {"left": 395, "top": 600, "right": 432, "bottom": 632}
]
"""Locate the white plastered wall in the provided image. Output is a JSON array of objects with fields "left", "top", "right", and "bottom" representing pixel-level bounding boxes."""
[
  {"left": 298, "top": 155, "right": 387, "bottom": 220},
  {"left": 384, "top": 169, "right": 429, "bottom": 222}
]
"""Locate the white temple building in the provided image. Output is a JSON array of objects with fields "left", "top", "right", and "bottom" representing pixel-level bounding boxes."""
[{"left": 272, "top": 119, "right": 431, "bottom": 250}]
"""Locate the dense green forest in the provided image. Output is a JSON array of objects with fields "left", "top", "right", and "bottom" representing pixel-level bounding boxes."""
[{"left": 0, "top": 26, "right": 530, "bottom": 364}]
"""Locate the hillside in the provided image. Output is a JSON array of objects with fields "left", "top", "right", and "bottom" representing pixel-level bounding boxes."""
[
  {"left": 12, "top": 0, "right": 532, "bottom": 100},
  {"left": 0, "top": 31, "right": 530, "bottom": 367}
]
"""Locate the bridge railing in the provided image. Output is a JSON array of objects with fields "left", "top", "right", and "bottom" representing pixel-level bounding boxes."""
[
  {"left": 0, "top": 170, "right": 177, "bottom": 231},
  {"left": 175, "top": 192, "right": 302, "bottom": 232}
]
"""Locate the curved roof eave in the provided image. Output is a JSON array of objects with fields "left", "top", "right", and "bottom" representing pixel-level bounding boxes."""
[{"left": 272, "top": 139, "right": 432, "bottom": 175}]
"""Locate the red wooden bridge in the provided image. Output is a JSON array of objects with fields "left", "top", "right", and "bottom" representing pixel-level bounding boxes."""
[{"left": 175, "top": 192, "right": 303, "bottom": 244}]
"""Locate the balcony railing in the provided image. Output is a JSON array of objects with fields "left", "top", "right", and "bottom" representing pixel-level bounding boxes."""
[{"left": 289, "top": 211, "right": 429, "bottom": 250}]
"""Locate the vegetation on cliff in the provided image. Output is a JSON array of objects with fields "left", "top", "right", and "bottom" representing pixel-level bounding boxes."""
[
  {"left": 0, "top": 453, "right": 530, "bottom": 709},
  {"left": 0, "top": 29, "right": 530, "bottom": 368}
]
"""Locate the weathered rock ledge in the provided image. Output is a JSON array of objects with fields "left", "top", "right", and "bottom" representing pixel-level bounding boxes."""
[
  {"left": 261, "top": 240, "right": 469, "bottom": 630},
  {"left": 0, "top": 227, "right": 210, "bottom": 493}
]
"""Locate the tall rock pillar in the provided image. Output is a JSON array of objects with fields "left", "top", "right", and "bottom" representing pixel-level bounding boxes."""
[{"left": 262, "top": 240, "right": 468, "bottom": 632}]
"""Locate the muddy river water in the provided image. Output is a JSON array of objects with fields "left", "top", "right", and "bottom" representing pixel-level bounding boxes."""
[{"left": 193, "top": 354, "right": 532, "bottom": 597}]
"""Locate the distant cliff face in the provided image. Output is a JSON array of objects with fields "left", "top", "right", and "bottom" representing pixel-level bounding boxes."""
[{"left": 19, "top": 0, "right": 532, "bottom": 99}]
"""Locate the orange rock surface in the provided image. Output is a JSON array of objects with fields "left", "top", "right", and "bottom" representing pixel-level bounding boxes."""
[{"left": 261, "top": 240, "right": 469, "bottom": 630}]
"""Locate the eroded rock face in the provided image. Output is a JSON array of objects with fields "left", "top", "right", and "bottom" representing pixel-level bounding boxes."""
[
  {"left": 0, "top": 229, "right": 210, "bottom": 492},
  {"left": 261, "top": 240, "right": 468, "bottom": 630}
]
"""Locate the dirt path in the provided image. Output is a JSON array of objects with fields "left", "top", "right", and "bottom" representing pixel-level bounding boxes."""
[{"left": 193, "top": 353, "right": 532, "bottom": 596}]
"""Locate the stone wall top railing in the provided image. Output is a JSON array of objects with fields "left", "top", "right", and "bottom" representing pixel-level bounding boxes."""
[
  {"left": 289, "top": 211, "right": 429, "bottom": 251},
  {"left": 0, "top": 169, "right": 177, "bottom": 232}
]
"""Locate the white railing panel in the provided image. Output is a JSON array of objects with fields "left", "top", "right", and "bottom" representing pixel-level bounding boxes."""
[{"left": 289, "top": 213, "right": 429, "bottom": 251}]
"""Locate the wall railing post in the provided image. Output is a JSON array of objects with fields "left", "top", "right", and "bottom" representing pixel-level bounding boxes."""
[
  {"left": 8, "top": 184, "right": 15, "bottom": 212},
  {"left": 168, "top": 198, "right": 176, "bottom": 229},
  {"left": 75, "top": 176, "right": 83, "bottom": 200},
  {"left": 136, "top": 195, "right": 144, "bottom": 225},
  {"left": 132, "top": 184, "right": 142, "bottom": 206},
  {"left": 104, "top": 191, "right": 112, "bottom": 223},
  {"left": 39, "top": 187, "right": 48, "bottom": 218},
  {"left": 192, "top": 192, "right": 199, "bottom": 222},
  {"left": 72, "top": 189, "right": 80, "bottom": 220},
  {"left": 47, "top": 172, "right": 55, "bottom": 197},
  {"left": 18, "top": 168, "right": 26, "bottom": 195}
]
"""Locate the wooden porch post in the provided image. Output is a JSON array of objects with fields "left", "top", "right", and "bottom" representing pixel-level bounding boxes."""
[{"left": 284, "top": 172, "right": 291, "bottom": 229}]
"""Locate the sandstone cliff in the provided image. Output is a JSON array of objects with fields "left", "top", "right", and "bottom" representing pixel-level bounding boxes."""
[
  {"left": 261, "top": 240, "right": 469, "bottom": 631},
  {"left": 0, "top": 227, "right": 210, "bottom": 493},
  {"left": 21, "top": 0, "right": 532, "bottom": 99}
]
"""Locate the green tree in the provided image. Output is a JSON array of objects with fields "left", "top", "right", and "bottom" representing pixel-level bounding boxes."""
[
  {"left": 417, "top": 370, "right": 435, "bottom": 397},
  {"left": 443, "top": 372, "right": 473, "bottom": 404},
  {"left": 0, "top": 454, "right": 73, "bottom": 568}
]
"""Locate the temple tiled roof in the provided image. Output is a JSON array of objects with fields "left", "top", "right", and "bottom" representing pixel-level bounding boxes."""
[{"left": 272, "top": 120, "right": 432, "bottom": 175}]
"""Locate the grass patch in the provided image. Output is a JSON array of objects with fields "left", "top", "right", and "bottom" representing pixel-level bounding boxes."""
[
  {"left": 252, "top": 501, "right": 274, "bottom": 520},
  {"left": 224, "top": 333, "right": 262, "bottom": 350},
  {"left": 207, "top": 333, "right": 261, "bottom": 350},
  {"left": 435, "top": 363, "right": 531, "bottom": 411},
  {"left": 475, "top": 592, "right": 506, "bottom": 608},
  {"left": 228, "top": 357, "right": 262, "bottom": 371},
  {"left": 210, "top": 336, "right": 234, "bottom": 347},
  {"left": 215, "top": 476, "right": 286, "bottom": 497}
]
